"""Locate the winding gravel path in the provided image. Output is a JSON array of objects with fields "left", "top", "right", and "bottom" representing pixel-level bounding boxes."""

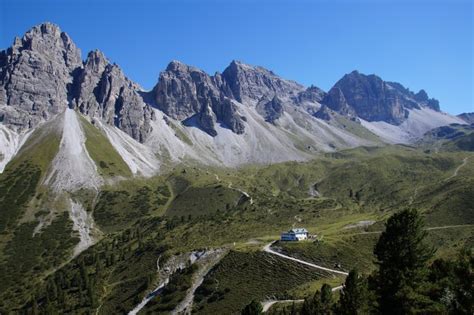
[
  {"left": 445, "top": 157, "right": 469, "bottom": 181},
  {"left": 263, "top": 242, "right": 349, "bottom": 276},
  {"left": 261, "top": 285, "right": 344, "bottom": 312}
]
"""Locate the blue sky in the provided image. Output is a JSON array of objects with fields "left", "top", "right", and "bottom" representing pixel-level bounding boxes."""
[{"left": 1, "top": 0, "right": 472, "bottom": 114}]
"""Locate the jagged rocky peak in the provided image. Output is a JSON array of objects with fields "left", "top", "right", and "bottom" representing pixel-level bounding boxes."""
[
  {"left": 0, "top": 21, "right": 156, "bottom": 142},
  {"left": 322, "top": 70, "right": 440, "bottom": 124},
  {"left": 414, "top": 89, "right": 440, "bottom": 111},
  {"left": 74, "top": 49, "right": 155, "bottom": 142},
  {"left": 0, "top": 22, "right": 82, "bottom": 131},
  {"left": 222, "top": 60, "right": 305, "bottom": 104},
  {"left": 14, "top": 22, "right": 82, "bottom": 69},
  {"left": 152, "top": 60, "right": 245, "bottom": 137},
  {"left": 84, "top": 49, "right": 108, "bottom": 73},
  {"left": 153, "top": 60, "right": 217, "bottom": 120}
]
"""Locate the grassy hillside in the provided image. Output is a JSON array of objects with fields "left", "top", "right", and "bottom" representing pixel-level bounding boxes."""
[
  {"left": 0, "top": 143, "right": 472, "bottom": 314},
  {"left": 193, "top": 250, "right": 332, "bottom": 314},
  {"left": 0, "top": 121, "right": 71, "bottom": 312},
  {"left": 80, "top": 116, "right": 133, "bottom": 178}
]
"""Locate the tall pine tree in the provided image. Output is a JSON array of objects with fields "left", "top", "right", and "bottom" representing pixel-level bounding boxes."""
[
  {"left": 373, "top": 209, "right": 434, "bottom": 314},
  {"left": 337, "top": 269, "right": 370, "bottom": 315},
  {"left": 241, "top": 299, "right": 263, "bottom": 315},
  {"left": 301, "top": 283, "right": 333, "bottom": 315}
]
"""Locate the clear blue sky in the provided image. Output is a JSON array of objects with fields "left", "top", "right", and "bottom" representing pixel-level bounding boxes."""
[{"left": 1, "top": 0, "right": 472, "bottom": 114}]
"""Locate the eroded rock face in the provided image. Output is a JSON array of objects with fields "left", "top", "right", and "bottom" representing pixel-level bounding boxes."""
[
  {"left": 323, "top": 71, "right": 440, "bottom": 124},
  {"left": 73, "top": 50, "right": 154, "bottom": 142},
  {"left": 0, "top": 23, "right": 82, "bottom": 131},
  {"left": 319, "top": 87, "right": 355, "bottom": 119},
  {"left": 0, "top": 23, "right": 155, "bottom": 142},
  {"left": 257, "top": 95, "right": 284, "bottom": 124},
  {"left": 152, "top": 61, "right": 245, "bottom": 136},
  {"left": 0, "top": 22, "right": 449, "bottom": 143},
  {"left": 221, "top": 60, "right": 304, "bottom": 104},
  {"left": 151, "top": 60, "right": 311, "bottom": 135},
  {"left": 295, "top": 85, "right": 326, "bottom": 104}
]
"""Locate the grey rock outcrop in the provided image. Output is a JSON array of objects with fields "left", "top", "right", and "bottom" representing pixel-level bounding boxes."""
[
  {"left": 221, "top": 60, "right": 304, "bottom": 104},
  {"left": 257, "top": 95, "right": 284, "bottom": 124},
  {"left": 413, "top": 89, "right": 439, "bottom": 111},
  {"left": 151, "top": 60, "right": 313, "bottom": 135},
  {"left": 151, "top": 61, "right": 245, "bottom": 136},
  {"left": 0, "top": 23, "right": 155, "bottom": 142},
  {"left": 73, "top": 50, "right": 154, "bottom": 142},
  {"left": 318, "top": 87, "right": 355, "bottom": 119},
  {"left": 295, "top": 85, "right": 326, "bottom": 104},
  {"left": 0, "top": 23, "right": 81, "bottom": 131},
  {"left": 322, "top": 71, "right": 440, "bottom": 124}
]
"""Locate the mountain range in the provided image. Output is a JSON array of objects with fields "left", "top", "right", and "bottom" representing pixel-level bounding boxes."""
[{"left": 0, "top": 22, "right": 470, "bottom": 182}]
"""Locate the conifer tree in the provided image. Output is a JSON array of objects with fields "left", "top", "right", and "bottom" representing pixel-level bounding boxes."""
[
  {"left": 373, "top": 209, "right": 434, "bottom": 314},
  {"left": 336, "top": 269, "right": 370, "bottom": 315},
  {"left": 301, "top": 283, "right": 333, "bottom": 315},
  {"left": 452, "top": 248, "right": 473, "bottom": 314},
  {"left": 241, "top": 299, "right": 263, "bottom": 315}
]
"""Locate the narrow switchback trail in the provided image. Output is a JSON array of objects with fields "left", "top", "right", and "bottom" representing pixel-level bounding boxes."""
[
  {"left": 213, "top": 172, "right": 254, "bottom": 205},
  {"left": 259, "top": 236, "right": 350, "bottom": 312},
  {"left": 445, "top": 157, "right": 469, "bottom": 181}
]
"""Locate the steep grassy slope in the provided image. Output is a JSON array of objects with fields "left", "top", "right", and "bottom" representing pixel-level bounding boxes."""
[
  {"left": 80, "top": 116, "right": 133, "bottom": 178},
  {"left": 0, "top": 121, "right": 70, "bottom": 311},
  {"left": 166, "top": 184, "right": 244, "bottom": 217}
]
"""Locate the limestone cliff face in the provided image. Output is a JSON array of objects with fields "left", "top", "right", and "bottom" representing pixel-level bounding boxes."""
[
  {"left": 318, "top": 71, "right": 440, "bottom": 124},
  {"left": 151, "top": 61, "right": 245, "bottom": 136},
  {"left": 0, "top": 23, "right": 154, "bottom": 141},
  {"left": 221, "top": 60, "right": 304, "bottom": 104},
  {"left": 73, "top": 50, "right": 154, "bottom": 142},
  {"left": 457, "top": 112, "right": 474, "bottom": 124},
  {"left": 151, "top": 60, "right": 310, "bottom": 136},
  {"left": 0, "top": 23, "right": 81, "bottom": 131},
  {"left": 320, "top": 87, "right": 355, "bottom": 117}
]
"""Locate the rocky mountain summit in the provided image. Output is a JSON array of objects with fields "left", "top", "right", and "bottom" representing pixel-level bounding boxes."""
[
  {"left": 0, "top": 23, "right": 153, "bottom": 142},
  {"left": 0, "top": 23, "right": 81, "bottom": 131},
  {"left": 317, "top": 70, "right": 441, "bottom": 124},
  {"left": 151, "top": 60, "right": 245, "bottom": 136},
  {"left": 72, "top": 50, "right": 154, "bottom": 142},
  {"left": 150, "top": 59, "right": 317, "bottom": 136}
]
